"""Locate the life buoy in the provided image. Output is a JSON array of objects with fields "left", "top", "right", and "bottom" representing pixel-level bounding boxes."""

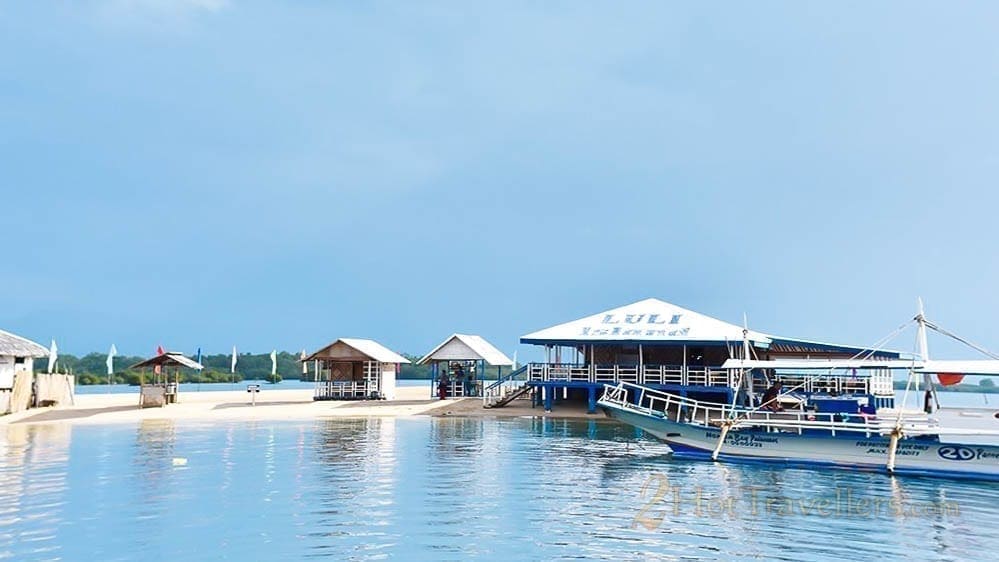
[{"left": 936, "top": 373, "right": 965, "bottom": 386}]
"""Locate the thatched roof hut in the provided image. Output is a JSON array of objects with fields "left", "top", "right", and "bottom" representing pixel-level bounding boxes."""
[{"left": 0, "top": 329, "right": 48, "bottom": 358}]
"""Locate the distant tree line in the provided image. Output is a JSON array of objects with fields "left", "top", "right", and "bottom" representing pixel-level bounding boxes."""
[
  {"left": 33, "top": 351, "right": 516, "bottom": 385},
  {"left": 892, "top": 378, "right": 997, "bottom": 393}
]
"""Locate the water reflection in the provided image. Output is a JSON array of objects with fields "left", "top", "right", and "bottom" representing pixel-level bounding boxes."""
[
  {"left": 0, "top": 424, "right": 71, "bottom": 561},
  {"left": 306, "top": 418, "right": 399, "bottom": 558},
  {"left": 0, "top": 418, "right": 995, "bottom": 561}
]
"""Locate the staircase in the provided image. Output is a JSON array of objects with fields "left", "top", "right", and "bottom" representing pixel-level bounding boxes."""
[{"left": 483, "top": 365, "right": 531, "bottom": 409}]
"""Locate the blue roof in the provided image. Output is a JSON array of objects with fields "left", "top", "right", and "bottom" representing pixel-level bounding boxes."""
[{"left": 766, "top": 336, "right": 902, "bottom": 358}]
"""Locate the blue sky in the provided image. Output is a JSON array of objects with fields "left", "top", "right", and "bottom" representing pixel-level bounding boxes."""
[{"left": 2, "top": 2, "right": 998, "bottom": 360}]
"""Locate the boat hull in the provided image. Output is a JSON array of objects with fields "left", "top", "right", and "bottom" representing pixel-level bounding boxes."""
[{"left": 602, "top": 403, "right": 999, "bottom": 481}]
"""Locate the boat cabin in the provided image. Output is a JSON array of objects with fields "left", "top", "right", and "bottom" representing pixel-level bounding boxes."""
[
  {"left": 520, "top": 298, "right": 900, "bottom": 412},
  {"left": 306, "top": 338, "right": 409, "bottom": 401},
  {"left": 418, "top": 334, "right": 513, "bottom": 398}
]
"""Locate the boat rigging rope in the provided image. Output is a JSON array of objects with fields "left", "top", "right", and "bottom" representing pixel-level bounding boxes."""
[
  {"left": 923, "top": 319, "right": 999, "bottom": 360},
  {"left": 724, "top": 319, "right": 917, "bottom": 425}
]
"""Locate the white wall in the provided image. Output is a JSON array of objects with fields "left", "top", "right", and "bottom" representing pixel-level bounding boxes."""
[
  {"left": 14, "top": 355, "right": 33, "bottom": 376},
  {"left": 381, "top": 363, "right": 396, "bottom": 400}
]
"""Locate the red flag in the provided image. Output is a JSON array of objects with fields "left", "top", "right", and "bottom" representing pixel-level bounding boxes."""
[{"left": 155, "top": 345, "right": 165, "bottom": 375}]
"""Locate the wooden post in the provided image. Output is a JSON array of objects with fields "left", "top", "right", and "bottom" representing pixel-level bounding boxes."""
[
  {"left": 887, "top": 429, "right": 901, "bottom": 474},
  {"left": 638, "top": 344, "right": 644, "bottom": 384},
  {"left": 682, "top": 345, "right": 687, "bottom": 385},
  {"left": 711, "top": 423, "right": 731, "bottom": 461}
]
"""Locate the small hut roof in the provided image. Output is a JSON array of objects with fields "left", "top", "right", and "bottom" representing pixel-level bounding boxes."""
[
  {"left": 0, "top": 329, "right": 49, "bottom": 358},
  {"left": 418, "top": 334, "right": 513, "bottom": 366},
  {"left": 305, "top": 338, "right": 410, "bottom": 364},
  {"left": 130, "top": 352, "right": 204, "bottom": 371}
]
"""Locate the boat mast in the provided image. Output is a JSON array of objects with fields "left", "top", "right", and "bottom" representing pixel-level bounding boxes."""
[
  {"left": 916, "top": 298, "right": 930, "bottom": 362},
  {"left": 742, "top": 313, "right": 753, "bottom": 406},
  {"left": 915, "top": 298, "right": 940, "bottom": 412}
]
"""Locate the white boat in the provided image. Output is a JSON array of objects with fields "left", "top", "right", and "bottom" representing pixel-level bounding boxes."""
[{"left": 597, "top": 303, "right": 999, "bottom": 481}]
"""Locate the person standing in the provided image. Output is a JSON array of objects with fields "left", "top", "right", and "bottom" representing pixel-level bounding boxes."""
[
  {"left": 454, "top": 364, "right": 465, "bottom": 396},
  {"left": 438, "top": 371, "right": 449, "bottom": 400}
]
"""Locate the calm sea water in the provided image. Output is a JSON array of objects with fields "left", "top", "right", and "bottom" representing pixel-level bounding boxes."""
[{"left": 1, "top": 417, "right": 996, "bottom": 562}]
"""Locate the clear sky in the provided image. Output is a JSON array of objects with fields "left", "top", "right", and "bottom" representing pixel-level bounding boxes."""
[{"left": 3, "top": 2, "right": 998, "bottom": 360}]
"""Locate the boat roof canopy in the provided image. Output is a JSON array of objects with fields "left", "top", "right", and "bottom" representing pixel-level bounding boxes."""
[
  {"left": 721, "top": 358, "right": 999, "bottom": 375},
  {"left": 919, "top": 360, "right": 999, "bottom": 375},
  {"left": 721, "top": 358, "right": 917, "bottom": 370},
  {"left": 418, "top": 334, "right": 513, "bottom": 366}
]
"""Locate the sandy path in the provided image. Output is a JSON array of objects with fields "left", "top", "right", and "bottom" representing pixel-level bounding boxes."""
[{"left": 1, "top": 387, "right": 601, "bottom": 427}]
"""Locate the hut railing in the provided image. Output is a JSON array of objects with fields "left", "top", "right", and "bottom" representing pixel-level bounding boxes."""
[
  {"left": 483, "top": 364, "right": 529, "bottom": 406},
  {"left": 526, "top": 363, "right": 737, "bottom": 388},
  {"left": 526, "top": 363, "right": 886, "bottom": 396},
  {"left": 314, "top": 380, "right": 375, "bottom": 399}
]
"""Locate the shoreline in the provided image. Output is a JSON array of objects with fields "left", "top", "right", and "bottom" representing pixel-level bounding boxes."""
[
  {"left": 1, "top": 387, "right": 602, "bottom": 427},
  {"left": 6, "top": 386, "right": 993, "bottom": 429}
]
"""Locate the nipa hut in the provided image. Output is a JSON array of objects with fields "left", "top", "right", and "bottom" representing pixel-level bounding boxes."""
[
  {"left": 130, "top": 352, "right": 204, "bottom": 408},
  {"left": 305, "top": 338, "right": 409, "bottom": 401},
  {"left": 0, "top": 329, "right": 49, "bottom": 413}
]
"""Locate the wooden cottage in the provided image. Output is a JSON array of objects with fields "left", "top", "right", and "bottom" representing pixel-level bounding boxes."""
[{"left": 306, "top": 338, "right": 409, "bottom": 401}]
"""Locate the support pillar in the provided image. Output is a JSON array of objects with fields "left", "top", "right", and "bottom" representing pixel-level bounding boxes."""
[
  {"left": 544, "top": 386, "right": 553, "bottom": 412},
  {"left": 587, "top": 386, "right": 597, "bottom": 414}
]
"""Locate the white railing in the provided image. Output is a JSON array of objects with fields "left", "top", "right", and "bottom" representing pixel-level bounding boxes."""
[
  {"left": 527, "top": 363, "right": 887, "bottom": 397},
  {"left": 773, "top": 373, "right": 879, "bottom": 396},
  {"left": 440, "top": 381, "right": 479, "bottom": 398},
  {"left": 314, "top": 380, "right": 375, "bottom": 399},
  {"left": 599, "top": 381, "right": 737, "bottom": 426},
  {"left": 482, "top": 365, "right": 529, "bottom": 406},
  {"left": 528, "top": 363, "right": 737, "bottom": 388},
  {"left": 598, "top": 382, "right": 935, "bottom": 437}
]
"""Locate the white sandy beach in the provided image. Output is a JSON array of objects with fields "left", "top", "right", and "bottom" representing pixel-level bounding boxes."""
[
  {"left": 1, "top": 387, "right": 448, "bottom": 426},
  {"left": 0, "top": 386, "right": 596, "bottom": 426}
]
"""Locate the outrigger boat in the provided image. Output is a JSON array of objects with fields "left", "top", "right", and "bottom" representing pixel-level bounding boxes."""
[{"left": 598, "top": 303, "right": 999, "bottom": 480}]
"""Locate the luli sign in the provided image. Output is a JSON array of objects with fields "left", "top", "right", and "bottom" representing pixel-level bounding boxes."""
[{"left": 578, "top": 313, "right": 690, "bottom": 338}]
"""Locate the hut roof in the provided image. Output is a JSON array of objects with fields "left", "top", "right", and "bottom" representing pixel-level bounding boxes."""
[
  {"left": 130, "top": 352, "right": 204, "bottom": 370},
  {"left": 305, "top": 338, "right": 410, "bottom": 364},
  {"left": 0, "top": 329, "right": 49, "bottom": 358},
  {"left": 418, "top": 334, "right": 513, "bottom": 366}
]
